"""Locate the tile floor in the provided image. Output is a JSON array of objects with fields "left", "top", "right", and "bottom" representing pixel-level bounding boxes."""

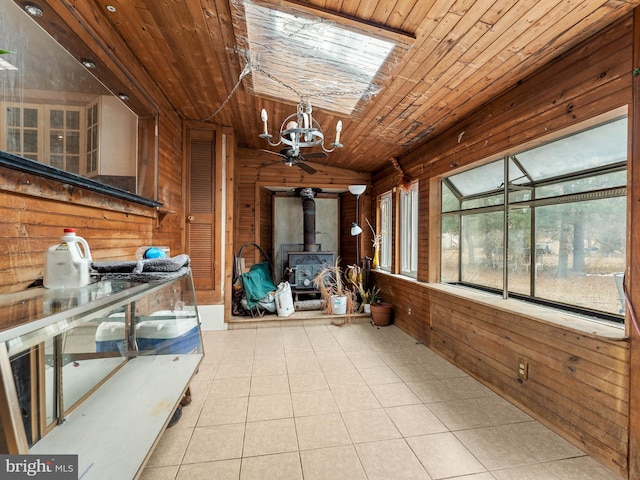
[{"left": 140, "top": 323, "right": 625, "bottom": 480}]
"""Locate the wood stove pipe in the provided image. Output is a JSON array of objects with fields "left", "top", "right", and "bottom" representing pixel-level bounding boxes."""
[{"left": 297, "top": 187, "right": 321, "bottom": 252}]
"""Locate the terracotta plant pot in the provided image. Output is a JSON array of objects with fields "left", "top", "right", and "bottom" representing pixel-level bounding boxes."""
[{"left": 370, "top": 302, "right": 393, "bottom": 326}]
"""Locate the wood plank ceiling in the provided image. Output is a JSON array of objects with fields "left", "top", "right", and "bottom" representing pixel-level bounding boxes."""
[{"left": 31, "top": 0, "right": 640, "bottom": 173}]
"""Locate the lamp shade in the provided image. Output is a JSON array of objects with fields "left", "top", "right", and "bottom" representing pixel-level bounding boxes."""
[
  {"left": 351, "top": 223, "right": 363, "bottom": 236},
  {"left": 348, "top": 185, "right": 366, "bottom": 196}
]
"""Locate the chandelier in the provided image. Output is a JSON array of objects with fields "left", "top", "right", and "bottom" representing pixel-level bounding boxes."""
[{"left": 259, "top": 99, "right": 343, "bottom": 156}]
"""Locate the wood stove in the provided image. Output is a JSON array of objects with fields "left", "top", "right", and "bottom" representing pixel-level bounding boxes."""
[{"left": 285, "top": 187, "right": 336, "bottom": 300}]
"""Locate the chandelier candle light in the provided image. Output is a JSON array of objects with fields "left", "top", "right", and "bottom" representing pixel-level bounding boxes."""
[{"left": 260, "top": 99, "right": 343, "bottom": 157}]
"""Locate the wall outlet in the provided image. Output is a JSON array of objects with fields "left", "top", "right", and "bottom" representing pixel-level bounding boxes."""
[{"left": 517, "top": 357, "right": 529, "bottom": 380}]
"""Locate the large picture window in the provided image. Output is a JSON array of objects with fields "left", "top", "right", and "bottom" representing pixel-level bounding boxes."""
[{"left": 441, "top": 114, "right": 627, "bottom": 322}]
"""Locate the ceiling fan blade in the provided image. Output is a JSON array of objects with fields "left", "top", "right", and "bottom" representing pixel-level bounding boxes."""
[
  {"left": 301, "top": 152, "right": 328, "bottom": 160},
  {"left": 259, "top": 160, "right": 285, "bottom": 169},
  {"left": 260, "top": 149, "right": 286, "bottom": 159},
  {"left": 296, "top": 162, "right": 317, "bottom": 174}
]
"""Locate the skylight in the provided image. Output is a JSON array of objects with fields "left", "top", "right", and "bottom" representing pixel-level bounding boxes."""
[{"left": 240, "top": 0, "right": 395, "bottom": 115}]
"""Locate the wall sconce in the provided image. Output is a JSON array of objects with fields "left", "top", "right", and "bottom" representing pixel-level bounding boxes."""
[{"left": 348, "top": 185, "right": 367, "bottom": 264}]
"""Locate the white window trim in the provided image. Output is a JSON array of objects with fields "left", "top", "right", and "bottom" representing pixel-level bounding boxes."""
[
  {"left": 379, "top": 192, "right": 392, "bottom": 271},
  {"left": 400, "top": 182, "right": 419, "bottom": 277}
]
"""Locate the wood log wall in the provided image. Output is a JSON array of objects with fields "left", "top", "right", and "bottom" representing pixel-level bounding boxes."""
[{"left": 371, "top": 15, "right": 633, "bottom": 477}]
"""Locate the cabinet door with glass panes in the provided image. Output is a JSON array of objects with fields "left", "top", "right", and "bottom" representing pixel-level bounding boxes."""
[
  {"left": 1, "top": 103, "right": 43, "bottom": 161},
  {"left": 44, "top": 106, "right": 84, "bottom": 175}
]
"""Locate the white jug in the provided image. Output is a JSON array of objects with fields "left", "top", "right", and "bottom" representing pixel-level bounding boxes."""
[{"left": 44, "top": 228, "right": 93, "bottom": 288}]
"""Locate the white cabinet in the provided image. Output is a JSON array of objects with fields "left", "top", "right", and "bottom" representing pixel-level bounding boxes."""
[{"left": 86, "top": 95, "right": 137, "bottom": 177}]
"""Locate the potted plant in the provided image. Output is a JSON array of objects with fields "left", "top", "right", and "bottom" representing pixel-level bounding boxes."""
[
  {"left": 313, "top": 257, "right": 356, "bottom": 325},
  {"left": 370, "top": 300, "right": 393, "bottom": 326},
  {"left": 358, "top": 285, "right": 380, "bottom": 314}
]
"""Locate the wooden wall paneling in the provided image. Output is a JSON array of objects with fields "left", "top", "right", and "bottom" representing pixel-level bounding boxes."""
[
  {"left": 0, "top": 168, "right": 156, "bottom": 293},
  {"left": 375, "top": 274, "right": 630, "bottom": 473},
  {"left": 369, "top": 17, "right": 633, "bottom": 477},
  {"left": 428, "top": 289, "right": 630, "bottom": 473},
  {"left": 628, "top": 8, "right": 640, "bottom": 480}
]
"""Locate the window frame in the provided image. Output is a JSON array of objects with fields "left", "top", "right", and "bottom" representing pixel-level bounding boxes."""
[
  {"left": 378, "top": 191, "right": 393, "bottom": 271},
  {"left": 400, "top": 182, "right": 419, "bottom": 278},
  {"left": 438, "top": 113, "right": 627, "bottom": 324}
]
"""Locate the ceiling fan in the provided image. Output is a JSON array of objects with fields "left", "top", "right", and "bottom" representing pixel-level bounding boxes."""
[{"left": 260, "top": 148, "right": 327, "bottom": 175}]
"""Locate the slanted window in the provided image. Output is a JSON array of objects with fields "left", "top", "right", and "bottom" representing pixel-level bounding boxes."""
[
  {"left": 379, "top": 192, "right": 392, "bottom": 270},
  {"left": 440, "top": 113, "right": 627, "bottom": 323},
  {"left": 400, "top": 182, "right": 419, "bottom": 277}
]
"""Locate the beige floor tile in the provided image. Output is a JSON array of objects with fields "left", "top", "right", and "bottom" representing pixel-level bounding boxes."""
[
  {"left": 377, "top": 349, "right": 421, "bottom": 367},
  {"left": 288, "top": 372, "right": 330, "bottom": 393},
  {"left": 390, "top": 363, "right": 434, "bottom": 382},
  {"left": 189, "top": 362, "right": 217, "bottom": 382},
  {"left": 215, "top": 361, "right": 253, "bottom": 379},
  {"left": 406, "top": 378, "right": 458, "bottom": 403},
  {"left": 197, "top": 396, "right": 248, "bottom": 426},
  {"left": 544, "top": 457, "right": 626, "bottom": 480},
  {"left": 176, "top": 459, "right": 241, "bottom": 480},
  {"left": 385, "top": 404, "right": 448, "bottom": 437},
  {"left": 407, "top": 432, "right": 487, "bottom": 479},
  {"left": 182, "top": 424, "right": 244, "bottom": 464},
  {"left": 243, "top": 418, "right": 298, "bottom": 457},
  {"left": 455, "top": 426, "right": 535, "bottom": 470},
  {"left": 428, "top": 399, "right": 492, "bottom": 430},
  {"left": 370, "top": 382, "right": 421, "bottom": 407},
  {"left": 323, "top": 368, "right": 367, "bottom": 388},
  {"left": 357, "top": 365, "right": 402, "bottom": 385},
  {"left": 339, "top": 342, "right": 375, "bottom": 355},
  {"left": 499, "top": 421, "right": 585, "bottom": 462},
  {"left": 466, "top": 395, "right": 532, "bottom": 426},
  {"left": 291, "top": 389, "right": 339, "bottom": 417},
  {"left": 316, "top": 353, "right": 352, "bottom": 371},
  {"left": 250, "top": 374, "right": 290, "bottom": 396},
  {"left": 440, "top": 376, "right": 497, "bottom": 399},
  {"left": 331, "top": 385, "right": 381, "bottom": 412},
  {"left": 247, "top": 393, "right": 293, "bottom": 421},
  {"left": 252, "top": 356, "right": 287, "bottom": 376},
  {"left": 424, "top": 359, "right": 468, "bottom": 379},
  {"left": 178, "top": 394, "right": 206, "bottom": 428},
  {"left": 165, "top": 325, "right": 619, "bottom": 480},
  {"left": 285, "top": 353, "right": 322, "bottom": 374},
  {"left": 139, "top": 465, "right": 179, "bottom": 480},
  {"left": 146, "top": 427, "right": 193, "bottom": 467},
  {"left": 295, "top": 413, "right": 352, "bottom": 450},
  {"left": 220, "top": 352, "right": 254, "bottom": 368},
  {"left": 341, "top": 408, "right": 401, "bottom": 443},
  {"left": 208, "top": 377, "right": 251, "bottom": 399},
  {"left": 355, "top": 439, "right": 430, "bottom": 480},
  {"left": 492, "top": 464, "right": 562, "bottom": 480},
  {"left": 448, "top": 474, "right": 496, "bottom": 480},
  {"left": 347, "top": 352, "right": 387, "bottom": 369},
  {"left": 300, "top": 445, "right": 367, "bottom": 480},
  {"left": 240, "top": 452, "right": 302, "bottom": 480}
]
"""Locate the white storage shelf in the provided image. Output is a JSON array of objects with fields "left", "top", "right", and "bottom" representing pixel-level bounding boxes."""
[
  {"left": 0, "top": 273, "right": 204, "bottom": 480},
  {"left": 31, "top": 355, "right": 201, "bottom": 479}
]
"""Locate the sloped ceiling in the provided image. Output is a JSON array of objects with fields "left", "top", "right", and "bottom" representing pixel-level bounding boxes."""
[{"left": 20, "top": 0, "right": 640, "bottom": 173}]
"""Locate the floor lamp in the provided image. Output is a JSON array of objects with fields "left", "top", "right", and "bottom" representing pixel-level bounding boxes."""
[{"left": 349, "top": 185, "right": 366, "bottom": 265}]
